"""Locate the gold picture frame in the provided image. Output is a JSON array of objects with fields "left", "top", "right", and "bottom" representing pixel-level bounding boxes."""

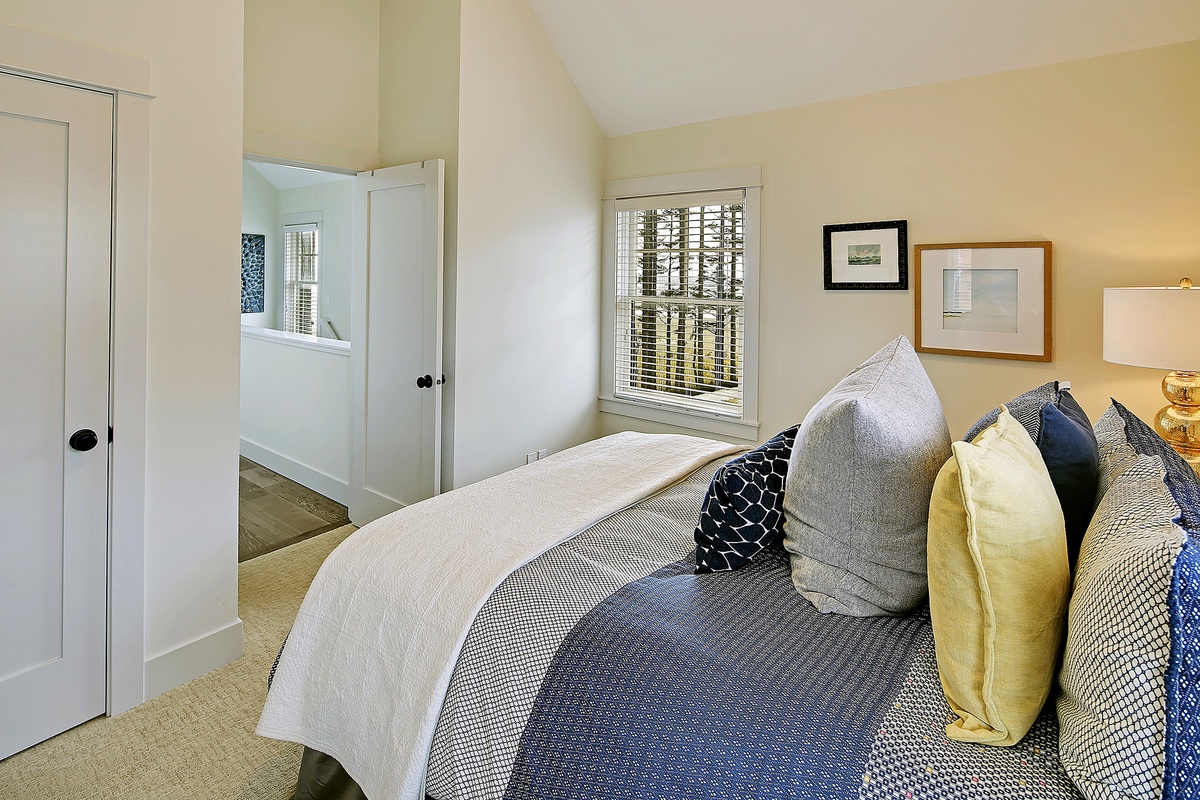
[{"left": 914, "top": 241, "right": 1052, "bottom": 362}]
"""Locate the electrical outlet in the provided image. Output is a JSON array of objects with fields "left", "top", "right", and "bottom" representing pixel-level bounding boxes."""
[
  {"left": 537, "top": 448, "right": 547, "bottom": 460},
  {"left": 526, "top": 452, "right": 537, "bottom": 465}
]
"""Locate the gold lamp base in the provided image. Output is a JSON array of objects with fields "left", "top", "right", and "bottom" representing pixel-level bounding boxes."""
[{"left": 1155, "top": 370, "right": 1200, "bottom": 476}]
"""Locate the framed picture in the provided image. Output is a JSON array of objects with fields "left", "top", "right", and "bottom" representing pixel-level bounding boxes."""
[
  {"left": 823, "top": 219, "right": 907, "bottom": 290},
  {"left": 914, "top": 241, "right": 1052, "bottom": 361}
]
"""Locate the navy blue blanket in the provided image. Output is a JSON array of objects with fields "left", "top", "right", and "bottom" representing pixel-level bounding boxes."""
[{"left": 503, "top": 546, "right": 928, "bottom": 800}]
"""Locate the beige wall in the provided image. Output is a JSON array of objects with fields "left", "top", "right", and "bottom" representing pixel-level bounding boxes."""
[
  {"left": 378, "top": 0, "right": 462, "bottom": 489},
  {"left": 453, "top": 0, "right": 604, "bottom": 485},
  {"left": 244, "top": 0, "right": 380, "bottom": 170},
  {"left": 603, "top": 41, "right": 1200, "bottom": 441},
  {"left": 376, "top": 0, "right": 603, "bottom": 488},
  {"left": 0, "top": 2, "right": 245, "bottom": 680}
]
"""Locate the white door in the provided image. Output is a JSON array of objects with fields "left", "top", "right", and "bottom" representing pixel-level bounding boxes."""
[
  {"left": 0, "top": 73, "right": 113, "bottom": 759},
  {"left": 349, "top": 160, "right": 445, "bottom": 525}
]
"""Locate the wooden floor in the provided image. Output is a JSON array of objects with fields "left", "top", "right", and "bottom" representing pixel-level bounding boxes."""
[{"left": 238, "top": 457, "right": 350, "bottom": 562}]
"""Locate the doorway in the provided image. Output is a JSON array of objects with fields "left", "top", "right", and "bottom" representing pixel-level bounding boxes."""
[
  {"left": 239, "top": 158, "right": 355, "bottom": 556},
  {"left": 240, "top": 157, "right": 446, "bottom": 530}
]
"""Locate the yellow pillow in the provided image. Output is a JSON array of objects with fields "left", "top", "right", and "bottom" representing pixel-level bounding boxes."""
[{"left": 927, "top": 406, "right": 1070, "bottom": 746}]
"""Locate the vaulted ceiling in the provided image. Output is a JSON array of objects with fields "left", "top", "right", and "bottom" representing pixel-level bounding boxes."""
[{"left": 526, "top": 0, "right": 1200, "bottom": 136}]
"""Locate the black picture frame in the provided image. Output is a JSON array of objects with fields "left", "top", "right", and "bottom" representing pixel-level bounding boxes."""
[{"left": 823, "top": 219, "right": 908, "bottom": 290}]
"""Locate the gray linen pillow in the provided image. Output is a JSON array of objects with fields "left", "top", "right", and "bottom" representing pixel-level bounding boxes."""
[{"left": 782, "top": 335, "right": 951, "bottom": 616}]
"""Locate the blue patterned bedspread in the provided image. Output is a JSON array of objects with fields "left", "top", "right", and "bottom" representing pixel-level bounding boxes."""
[
  {"left": 420, "top": 460, "right": 1082, "bottom": 800},
  {"left": 505, "top": 547, "right": 926, "bottom": 800}
]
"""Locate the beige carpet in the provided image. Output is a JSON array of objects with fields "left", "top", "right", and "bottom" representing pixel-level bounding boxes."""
[{"left": 0, "top": 524, "right": 356, "bottom": 800}]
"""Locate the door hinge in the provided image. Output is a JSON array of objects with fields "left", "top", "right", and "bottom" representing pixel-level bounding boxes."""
[{"left": 108, "top": 426, "right": 113, "bottom": 444}]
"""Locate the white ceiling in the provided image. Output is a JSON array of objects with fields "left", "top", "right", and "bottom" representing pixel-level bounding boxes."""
[
  {"left": 526, "top": 0, "right": 1200, "bottom": 137},
  {"left": 247, "top": 160, "right": 353, "bottom": 190}
]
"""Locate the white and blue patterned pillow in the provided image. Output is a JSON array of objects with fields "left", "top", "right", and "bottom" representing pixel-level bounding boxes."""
[
  {"left": 694, "top": 425, "right": 798, "bottom": 574},
  {"left": 963, "top": 380, "right": 1062, "bottom": 443},
  {"left": 1057, "top": 400, "right": 1200, "bottom": 800}
]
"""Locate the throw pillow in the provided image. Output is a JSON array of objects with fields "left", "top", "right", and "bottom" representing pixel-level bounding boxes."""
[
  {"left": 965, "top": 382, "right": 1100, "bottom": 570},
  {"left": 927, "top": 407, "right": 1070, "bottom": 746},
  {"left": 694, "top": 425, "right": 798, "bottom": 574},
  {"left": 963, "top": 380, "right": 1060, "bottom": 443},
  {"left": 1036, "top": 391, "right": 1100, "bottom": 569},
  {"left": 1058, "top": 401, "right": 1200, "bottom": 800},
  {"left": 781, "top": 335, "right": 951, "bottom": 616}
]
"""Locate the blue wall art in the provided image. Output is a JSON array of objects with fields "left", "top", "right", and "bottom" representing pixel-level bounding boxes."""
[{"left": 241, "top": 233, "right": 265, "bottom": 313}]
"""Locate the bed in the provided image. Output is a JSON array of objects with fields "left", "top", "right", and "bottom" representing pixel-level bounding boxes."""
[{"left": 258, "top": 336, "right": 1200, "bottom": 800}]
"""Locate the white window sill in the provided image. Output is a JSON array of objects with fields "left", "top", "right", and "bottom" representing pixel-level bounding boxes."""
[{"left": 599, "top": 396, "right": 759, "bottom": 441}]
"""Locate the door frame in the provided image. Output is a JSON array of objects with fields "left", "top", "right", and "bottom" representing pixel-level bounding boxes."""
[{"left": 0, "top": 24, "right": 153, "bottom": 716}]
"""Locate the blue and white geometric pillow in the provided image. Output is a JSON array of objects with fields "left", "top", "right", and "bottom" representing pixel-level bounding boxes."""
[
  {"left": 694, "top": 425, "right": 798, "bottom": 574},
  {"left": 1057, "top": 401, "right": 1200, "bottom": 800}
]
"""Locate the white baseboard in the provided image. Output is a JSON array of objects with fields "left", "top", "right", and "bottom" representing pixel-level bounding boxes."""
[
  {"left": 143, "top": 618, "right": 244, "bottom": 701},
  {"left": 239, "top": 438, "right": 349, "bottom": 505}
]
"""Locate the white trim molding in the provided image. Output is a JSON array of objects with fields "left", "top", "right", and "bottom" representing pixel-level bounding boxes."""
[
  {"left": 239, "top": 438, "right": 350, "bottom": 506},
  {"left": 143, "top": 620, "right": 243, "bottom": 701},
  {"left": 244, "top": 128, "right": 380, "bottom": 174},
  {"left": 598, "top": 397, "right": 760, "bottom": 441},
  {"left": 603, "top": 164, "right": 762, "bottom": 200},
  {"left": 0, "top": 23, "right": 152, "bottom": 97},
  {"left": 108, "top": 90, "right": 152, "bottom": 715}
]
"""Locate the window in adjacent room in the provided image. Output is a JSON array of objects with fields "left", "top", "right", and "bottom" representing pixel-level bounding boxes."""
[
  {"left": 283, "top": 221, "right": 319, "bottom": 336},
  {"left": 601, "top": 167, "right": 762, "bottom": 439}
]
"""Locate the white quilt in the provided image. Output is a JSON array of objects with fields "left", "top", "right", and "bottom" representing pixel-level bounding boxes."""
[{"left": 257, "top": 431, "right": 742, "bottom": 800}]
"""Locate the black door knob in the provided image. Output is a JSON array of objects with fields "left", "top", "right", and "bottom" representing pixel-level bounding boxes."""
[
  {"left": 416, "top": 374, "right": 433, "bottom": 389},
  {"left": 69, "top": 429, "right": 99, "bottom": 452}
]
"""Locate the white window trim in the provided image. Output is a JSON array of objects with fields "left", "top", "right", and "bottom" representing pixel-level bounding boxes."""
[
  {"left": 600, "top": 165, "right": 762, "bottom": 440},
  {"left": 282, "top": 211, "right": 322, "bottom": 337}
]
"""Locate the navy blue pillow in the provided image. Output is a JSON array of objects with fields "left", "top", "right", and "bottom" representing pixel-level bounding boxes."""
[
  {"left": 1038, "top": 390, "right": 1100, "bottom": 569},
  {"left": 967, "top": 383, "right": 1099, "bottom": 570},
  {"left": 694, "top": 425, "right": 798, "bottom": 574}
]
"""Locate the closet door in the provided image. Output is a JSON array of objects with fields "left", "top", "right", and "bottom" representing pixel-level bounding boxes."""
[{"left": 0, "top": 72, "right": 113, "bottom": 759}]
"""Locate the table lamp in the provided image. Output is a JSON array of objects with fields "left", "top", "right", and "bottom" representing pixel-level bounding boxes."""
[{"left": 1103, "top": 278, "right": 1200, "bottom": 474}]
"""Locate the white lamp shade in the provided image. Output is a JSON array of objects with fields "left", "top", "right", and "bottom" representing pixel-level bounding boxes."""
[{"left": 1104, "top": 286, "right": 1200, "bottom": 371}]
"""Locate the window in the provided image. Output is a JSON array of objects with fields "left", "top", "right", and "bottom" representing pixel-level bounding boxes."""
[
  {"left": 601, "top": 167, "right": 761, "bottom": 438},
  {"left": 283, "top": 222, "right": 319, "bottom": 336}
]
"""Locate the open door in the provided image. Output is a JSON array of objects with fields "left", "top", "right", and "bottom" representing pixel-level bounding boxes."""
[{"left": 349, "top": 160, "right": 445, "bottom": 526}]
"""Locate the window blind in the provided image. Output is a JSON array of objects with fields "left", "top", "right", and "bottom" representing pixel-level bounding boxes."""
[
  {"left": 614, "top": 190, "right": 746, "bottom": 418},
  {"left": 283, "top": 223, "right": 319, "bottom": 336}
]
